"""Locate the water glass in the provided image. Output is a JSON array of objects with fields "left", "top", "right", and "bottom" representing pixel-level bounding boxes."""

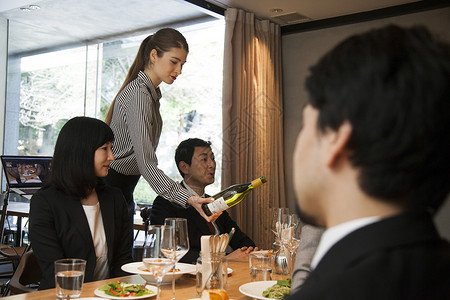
[
  {"left": 249, "top": 251, "right": 273, "bottom": 282},
  {"left": 54, "top": 258, "right": 86, "bottom": 299}
]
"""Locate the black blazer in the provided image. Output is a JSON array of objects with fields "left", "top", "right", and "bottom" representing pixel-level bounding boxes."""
[
  {"left": 150, "top": 193, "right": 256, "bottom": 264},
  {"left": 29, "top": 183, "right": 133, "bottom": 290},
  {"left": 287, "top": 211, "right": 450, "bottom": 300}
]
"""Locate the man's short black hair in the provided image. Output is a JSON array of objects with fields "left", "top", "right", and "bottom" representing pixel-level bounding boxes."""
[
  {"left": 175, "top": 138, "right": 212, "bottom": 178},
  {"left": 305, "top": 24, "right": 450, "bottom": 212}
]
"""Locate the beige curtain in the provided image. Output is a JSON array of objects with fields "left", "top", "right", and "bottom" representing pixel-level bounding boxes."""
[{"left": 221, "top": 8, "right": 286, "bottom": 249}]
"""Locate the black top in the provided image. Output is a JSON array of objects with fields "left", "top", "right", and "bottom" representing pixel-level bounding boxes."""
[
  {"left": 29, "top": 183, "right": 133, "bottom": 290},
  {"left": 287, "top": 211, "right": 450, "bottom": 299}
]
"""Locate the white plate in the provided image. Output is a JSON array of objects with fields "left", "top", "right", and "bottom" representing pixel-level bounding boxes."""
[
  {"left": 239, "top": 281, "right": 278, "bottom": 300},
  {"left": 121, "top": 262, "right": 196, "bottom": 285},
  {"left": 94, "top": 283, "right": 157, "bottom": 299}
]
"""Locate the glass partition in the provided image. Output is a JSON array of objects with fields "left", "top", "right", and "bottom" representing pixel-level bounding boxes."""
[{"left": 4, "top": 20, "right": 225, "bottom": 203}]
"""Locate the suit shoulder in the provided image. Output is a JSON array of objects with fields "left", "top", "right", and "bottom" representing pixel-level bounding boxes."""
[{"left": 31, "top": 186, "right": 68, "bottom": 202}]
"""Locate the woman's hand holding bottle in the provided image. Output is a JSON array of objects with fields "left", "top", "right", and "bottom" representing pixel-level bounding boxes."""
[{"left": 187, "top": 195, "right": 218, "bottom": 222}]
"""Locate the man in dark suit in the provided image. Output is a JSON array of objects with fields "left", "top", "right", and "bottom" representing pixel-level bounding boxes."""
[
  {"left": 150, "top": 138, "right": 257, "bottom": 263},
  {"left": 288, "top": 25, "right": 450, "bottom": 299}
]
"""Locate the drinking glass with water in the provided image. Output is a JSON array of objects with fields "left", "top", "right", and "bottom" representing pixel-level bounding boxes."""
[
  {"left": 249, "top": 251, "right": 273, "bottom": 282},
  {"left": 54, "top": 258, "right": 86, "bottom": 299}
]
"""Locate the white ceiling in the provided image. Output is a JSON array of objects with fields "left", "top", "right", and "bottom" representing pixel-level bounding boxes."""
[
  {"left": 0, "top": 0, "right": 429, "bottom": 56},
  {"left": 207, "top": 0, "right": 420, "bottom": 24},
  {"left": 0, "top": 0, "right": 218, "bottom": 56}
]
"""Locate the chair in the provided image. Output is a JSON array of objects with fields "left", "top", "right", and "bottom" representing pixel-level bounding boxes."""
[
  {"left": 9, "top": 250, "right": 41, "bottom": 294},
  {"left": 134, "top": 205, "right": 152, "bottom": 241},
  {"left": 0, "top": 190, "right": 28, "bottom": 296},
  {"left": 3, "top": 216, "right": 17, "bottom": 245},
  {"left": 4, "top": 218, "right": 30, "bottom": 246}
]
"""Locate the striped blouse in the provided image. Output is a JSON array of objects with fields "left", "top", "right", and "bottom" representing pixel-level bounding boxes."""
[{"left": 109, "top": 70, "right": 191, "bottom": 208}]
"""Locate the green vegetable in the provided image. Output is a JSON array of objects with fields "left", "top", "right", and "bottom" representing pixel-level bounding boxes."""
[
  {"left": 98, "top": 281, "right": 155, "bottom": 297},
  {"left": 262, "top": 279, "right": 291, "bottom": 299},
  {"left": 276, "top": 279, "right": 291, "bottom": 287}
]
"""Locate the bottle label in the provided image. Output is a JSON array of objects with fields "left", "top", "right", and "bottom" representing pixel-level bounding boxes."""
[{"left": 207, "top": 197, "right": 229, "bottom": 214}]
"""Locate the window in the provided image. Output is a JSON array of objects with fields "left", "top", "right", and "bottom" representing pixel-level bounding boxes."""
[{"left": 4, "top": 20, "right": 224, "bottom": 203}]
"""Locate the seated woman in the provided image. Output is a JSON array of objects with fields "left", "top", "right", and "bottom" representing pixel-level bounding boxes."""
[{"left": 29, "top": 116, "right": 132, "bottom": 290}]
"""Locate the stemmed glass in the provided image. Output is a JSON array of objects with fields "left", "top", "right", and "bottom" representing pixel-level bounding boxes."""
[
  {"left": 271, "top": 208, "right": 290, "bottom": 245},
  {"left": 280, "top": 214, "right": 301, "bottom": 276},
  {"left": 271, "top": 208, "right": 290, "bottom": 278},
  {"left": 143, "top": 225, "right": 176, "bottom": 300},
  {"left": 164, "top": 218, "right": 189, "bottom": 300}
]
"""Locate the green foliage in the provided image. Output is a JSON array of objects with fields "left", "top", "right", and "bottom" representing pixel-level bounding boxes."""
[{"left": 133, "top": 178, "right": 158, "bottom": 204}]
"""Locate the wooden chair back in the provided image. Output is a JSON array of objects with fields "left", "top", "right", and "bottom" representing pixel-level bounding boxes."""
[{"left": 9, "top": 250, "right": 41, "bottom": 294}]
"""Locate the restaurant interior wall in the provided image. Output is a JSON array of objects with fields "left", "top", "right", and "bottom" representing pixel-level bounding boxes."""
[{"left": 281, "top": 7, "right": 450, "bottom": 239}]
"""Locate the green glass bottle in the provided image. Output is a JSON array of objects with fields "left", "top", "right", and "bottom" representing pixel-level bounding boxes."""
[{"left": 202, "top": 176, "right": 267, "bottom": 216}]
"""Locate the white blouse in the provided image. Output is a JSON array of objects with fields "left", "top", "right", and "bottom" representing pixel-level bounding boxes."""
[{"left": 82, "top": 202, "right": 109, "bottom": 280}]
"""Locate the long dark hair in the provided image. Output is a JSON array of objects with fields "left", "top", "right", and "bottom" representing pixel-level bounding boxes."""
[
  {"left": 105, "top": 28, "right": 188, "bottom": 125},
  {"left": 48, "top": 116, "right": 114, "bottom": 198}
]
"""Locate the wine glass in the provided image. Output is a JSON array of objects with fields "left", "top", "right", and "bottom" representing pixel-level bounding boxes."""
[
  {"left": 271, "top": 208, "right": 290, "bottom": 279},
  {"left": 143, "top": 225, "right": 176, "bottom": 300},
  {"left": 271, "top": 208, "right": 290, "bottom": 242},
  {"left": 164, "top": 218, "right": 190, "bottom": 299},
  {"left": 280, "top": 214, "right": 301, "bottom": 276}
]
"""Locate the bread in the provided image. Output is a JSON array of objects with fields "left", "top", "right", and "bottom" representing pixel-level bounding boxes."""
[{"left": 201, "top": 289, "right": 230, "bottom": 300}]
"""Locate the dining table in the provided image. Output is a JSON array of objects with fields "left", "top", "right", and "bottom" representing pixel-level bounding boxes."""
[{"left": 2, "top": 257, "right": 263, "bottom": 299}]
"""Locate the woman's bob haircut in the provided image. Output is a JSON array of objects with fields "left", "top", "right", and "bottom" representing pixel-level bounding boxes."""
[{"left": 48, "top": 116, "right": 114, "bottom": 198}]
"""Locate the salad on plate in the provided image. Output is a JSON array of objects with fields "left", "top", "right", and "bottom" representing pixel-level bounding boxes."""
[{"left": 97, "top": 281, "right": 155, "bottom": 297}]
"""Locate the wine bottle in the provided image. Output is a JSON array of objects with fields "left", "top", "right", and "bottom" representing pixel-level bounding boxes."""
[{"left": 202, "top": 176, "right": 267, "bottom": 216}]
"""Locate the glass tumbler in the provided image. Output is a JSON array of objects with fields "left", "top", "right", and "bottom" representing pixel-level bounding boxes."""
[{"left": 54, "top": 258, "right": 86, "bottom": 299}]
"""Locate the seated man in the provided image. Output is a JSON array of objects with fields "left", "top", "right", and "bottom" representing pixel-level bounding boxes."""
[
  {"left": 150, "top": 138, "right": 257, "bottom": 263},
  {"left": 287, "top": 25, "right": 450, "bottom": 299}
]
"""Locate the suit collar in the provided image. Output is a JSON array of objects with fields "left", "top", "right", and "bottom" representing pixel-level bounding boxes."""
[
  {"left": 97, "top": 189, "right": 114, "bottom": 261},
  {"left": 64, "top": 188, "right": 114, "bottom": 260},
  {"left": 314, "top": 211, "right": 439, "bottom": 273},
  {"left": 65, "top": 194, "right": 94, "bottom": 248},
  {"left": 181, "top": 180, "right": 209, "bottom": 197},
  {"left": 311, "top": 216, "right": 380, "bottom": 269}
]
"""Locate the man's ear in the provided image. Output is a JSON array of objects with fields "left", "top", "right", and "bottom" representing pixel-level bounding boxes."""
[
  {"left": 324, "top": 121, "right": 353, "bottom": 168},
  {"left": 179, "top": 161, "right": 190, "bottom": 176}
]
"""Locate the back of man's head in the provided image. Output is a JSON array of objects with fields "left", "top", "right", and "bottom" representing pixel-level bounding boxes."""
[
  {"left": 305, "top": 24, "right": 450, "bottom": 212},
  {"left": 175, "top": 138, "right": 212, "bottom": 178}
]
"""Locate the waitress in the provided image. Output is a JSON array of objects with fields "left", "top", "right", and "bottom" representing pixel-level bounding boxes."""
[{"left": 104, "top": 28, "right": 213, "bottom": 222}]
